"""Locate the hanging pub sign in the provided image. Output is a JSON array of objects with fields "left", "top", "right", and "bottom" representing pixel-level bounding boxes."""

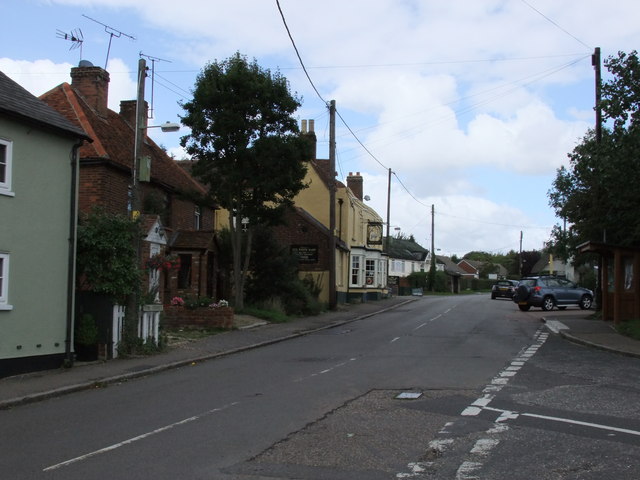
[
  {"left": 291, "top": 245, "right": 318, "bottom": 264},
  {"left": 367, "top": 222, "right": 383, "bottom": 245}
]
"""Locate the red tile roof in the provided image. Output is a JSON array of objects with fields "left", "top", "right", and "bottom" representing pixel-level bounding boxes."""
[{"left": 39, "top": 82, "right": 207, "bottom": 197}]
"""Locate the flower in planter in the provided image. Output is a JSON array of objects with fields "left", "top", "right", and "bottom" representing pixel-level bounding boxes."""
[
  {"left": 171, "top": 296, "right": 185, "bottom": 306},
  {"left": 209, "top": 299, "right": 229, "bottom": 309}
]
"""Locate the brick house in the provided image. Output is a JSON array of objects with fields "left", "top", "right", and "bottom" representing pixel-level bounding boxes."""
[{"left": 39, "top": 62, "right": 223, "bottom": 355}]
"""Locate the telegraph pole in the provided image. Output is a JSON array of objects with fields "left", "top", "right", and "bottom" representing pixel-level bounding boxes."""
[
  {"left": 385, "top": 168, "right": 391, "bottom": 252},
  {"left": 329, "top": 100, "right": 337, "bottom": 309},
  {"left": 592, "top": 47, "right": 602, "bottom": 143},
  {"left": 430, "top": 204, "right": 435, "bottom": 292},
  {"left": 124, "top": 58, "right": 147, "bottom": 349}
]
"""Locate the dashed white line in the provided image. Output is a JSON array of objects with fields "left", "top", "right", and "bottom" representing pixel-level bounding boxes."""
[{"left": 43, "top": 401, "right": 239, "bottom": 471}]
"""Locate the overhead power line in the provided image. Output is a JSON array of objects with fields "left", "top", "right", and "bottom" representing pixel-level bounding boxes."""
[{"left": 520, "top": 0, "right": 592, "bottom": 50}]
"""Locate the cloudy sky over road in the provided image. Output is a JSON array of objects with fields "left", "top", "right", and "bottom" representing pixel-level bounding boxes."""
[{"left": 4, "top": 0, "right": 638, "bottom": 256}]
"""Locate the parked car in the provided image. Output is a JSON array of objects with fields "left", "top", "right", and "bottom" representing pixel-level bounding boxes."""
[
  {"left": 491, "top": 279, "right": 518, "bottom": 299},
  {"left": 513, "top": 275, "right": 593, "bottom": 311}
]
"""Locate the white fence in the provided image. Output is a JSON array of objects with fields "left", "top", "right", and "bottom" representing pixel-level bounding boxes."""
[{"left": 111, "top": 305, "right": 160, "bottom": 358}]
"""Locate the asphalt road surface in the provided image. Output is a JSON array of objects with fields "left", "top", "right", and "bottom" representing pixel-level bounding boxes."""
[{"left": 2, "top": 295, "right": 639, "bottom": 479}]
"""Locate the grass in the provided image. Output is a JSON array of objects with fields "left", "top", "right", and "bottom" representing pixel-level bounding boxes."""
[
  {"left": 237, "top": 306, "right": 291, "bottom": 323},
  {"left": 615, "top": 318, "right": 640, "bottom": 341}
]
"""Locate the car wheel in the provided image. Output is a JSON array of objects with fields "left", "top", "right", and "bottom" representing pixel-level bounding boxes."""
[
  {"left": 518, "top": 304, "right": 531, "bottom": 311},
  {"left": 491, "top": 293, "right": 496, "bottom": 299},
  {"left": 541, "top": 296, "right": 555, "bottom": 311},
  {"left": 580, "top": 295, "right": 593, "bottom": 310},
  {"left": 516, "top": 285, "right": 530, "bottom": 300}
]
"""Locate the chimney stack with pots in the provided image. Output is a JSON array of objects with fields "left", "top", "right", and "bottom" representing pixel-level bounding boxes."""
[{"left": 346, "top": 172, "right": 364, "bottom": 201}]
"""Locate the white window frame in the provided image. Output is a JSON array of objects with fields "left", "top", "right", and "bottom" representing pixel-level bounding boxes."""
[
  {"left": 365, "top": 258, "right": 376, "bottom": 286},
  {"left": 194, "top": 205, "right": 201, "bottom": 230},
  {"left": 0, "top": 253, "right": 12, "bottom": 309},
  {"left": 0, "top": 138, "right": 14, "bottom": 196},
  {"left": 350, "top": 254, "right": 363, "bottom": 287}
]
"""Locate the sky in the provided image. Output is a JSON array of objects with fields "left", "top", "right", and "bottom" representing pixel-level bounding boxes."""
[{"left": 3, "top": 0, "right": 638, "bottom": 257}]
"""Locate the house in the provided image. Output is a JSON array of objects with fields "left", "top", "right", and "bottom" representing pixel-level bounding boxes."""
[
  {"left": 283, "top": 120, "right": 387, "bottom": 304},
  {"left": 530, "top": 254, "right": 575, "bottom": 281},
  {"left": 39, "top": 61, "right": 222, "bottom": 356},
  {"left": 0, "top": 71, "right": 90, "bottom": 376},
  {"left": 457, "top": 259, "right": 508, "bottom": 280},
  {"left": 386, "top": 236, "right": 430, "bottom": 295},
  {"left": 435, "top": 255, "right": 467, "bottom": 293}
]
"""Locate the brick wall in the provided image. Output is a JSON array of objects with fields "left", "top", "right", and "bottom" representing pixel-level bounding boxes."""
[{"left": 163, "top": 306, "right": 233, "bottom": 329}]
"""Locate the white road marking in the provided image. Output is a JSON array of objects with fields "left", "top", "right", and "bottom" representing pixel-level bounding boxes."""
[
  {"left": 391, "top": 336, "right": 401, "bottom": 343},
  {"left": 294, "top": 358, "right": 358, "bottom": 382},
  {"left": 43, "top": 402, "right": 239, "bottom": 471},
  {"left": 456, "top": 461, "right": 482, "bottom": 479},
  {"left": 470, "top": 438, "right": 500, "bottom": 455}
]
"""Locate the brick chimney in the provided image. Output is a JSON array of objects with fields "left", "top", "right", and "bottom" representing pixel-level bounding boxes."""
[
  {"left": 301, "top": 119, "right": 317, "bottom": 160},
  {"left": 70, "top": 63, "right": 110, "bottom": 117},
  {"left": 119, "top": 100, "right": 148, "bottom": 130},
  {"left": 347, "top": 172, "right": 364, "bottom": 201}
]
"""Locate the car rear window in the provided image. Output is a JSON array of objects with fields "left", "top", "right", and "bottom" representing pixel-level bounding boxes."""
[{"left": 519, "top": 279, "right": 536, "bottom": 287}]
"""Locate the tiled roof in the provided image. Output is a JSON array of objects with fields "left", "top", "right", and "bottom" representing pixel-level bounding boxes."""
[
  {"left": 386, "top": 237, "right": 429, "bottom": 261},
  {"left": 39, "top": 82, "right": 207, "bottom": 196},
  {"left": 170, "top": 230, "right": 216, "bottom": 250},
  {"left": 0, "top": 70, "right": 89, "bottom": 140}
]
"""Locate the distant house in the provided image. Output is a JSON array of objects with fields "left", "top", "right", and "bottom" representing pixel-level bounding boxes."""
[
  {"left": 457, "top": 259, "right": 507, "bottom": 280},
  {"left": 386, "top": 236, "right": 430, "bottom": 294},
  {"left": 0, "top": 70, "right": 90, "bottom": 376},
  {"left": 39, "top": 61, "right": 223, "bottom": 357},
  {"left": 531, "top": 254, "right": 575, "bottom": 281},
  {"left": 436, "top": 256, "right": 466, "bottom": 293}
]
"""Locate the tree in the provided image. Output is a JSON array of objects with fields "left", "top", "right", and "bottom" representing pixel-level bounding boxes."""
[
  {"left": 549, "top": 50, "right": 640, "bottom": 251},
  {"left": 180, "top": 53, "right": 309, "bottom": 309}
]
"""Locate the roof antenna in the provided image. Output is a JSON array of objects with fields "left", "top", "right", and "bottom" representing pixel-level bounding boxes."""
[
  {"left": 56, "top": 28, "right": 84, "bottom": 60},
  {"left": 139, "top": 52, "right": 171, "bottom": 120},
  {"left": 82, "top": 14, "right": 135, "bottom": 69}
]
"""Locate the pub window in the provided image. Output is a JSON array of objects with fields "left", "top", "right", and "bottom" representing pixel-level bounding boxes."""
[{"left": 350, "top": 255, "right": 363, "bottom": 286}]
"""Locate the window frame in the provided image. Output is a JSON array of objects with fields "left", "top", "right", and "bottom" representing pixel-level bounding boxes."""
[
  {"left": 0, "top": 253, "right": 11, "bottom": 309},
  {"left": 0, "top": 138, "right": 14, "bottom": 196},
  {"left": 350, "top": 254, "right": 363, "bottom": 287}
]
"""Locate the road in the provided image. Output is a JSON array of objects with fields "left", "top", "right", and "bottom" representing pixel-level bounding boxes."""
[{"left": 2, "top": 295, "right": 639, "bottom": 479}]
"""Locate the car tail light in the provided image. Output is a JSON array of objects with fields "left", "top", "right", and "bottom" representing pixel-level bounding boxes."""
[{"left": 533, "top": 286, "right": 542, "bottom": 294}]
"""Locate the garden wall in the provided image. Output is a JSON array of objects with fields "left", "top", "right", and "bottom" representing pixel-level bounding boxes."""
[{"left": 163, "top": 306, "right": 234, "bottom": 329}]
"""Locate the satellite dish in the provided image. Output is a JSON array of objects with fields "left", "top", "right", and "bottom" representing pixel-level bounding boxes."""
[
  {"left": 364, "top": 195, "right": 371, "bottom": 201},
  {"left": 78, "top": 59, "right": 94, "bottom": 67}
]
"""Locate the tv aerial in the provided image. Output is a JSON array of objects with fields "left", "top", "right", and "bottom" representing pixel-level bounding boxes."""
[
  {"left": 140, "top": 52, "right": 172, "bottom": 120},
  {"left": 82, "top": 14, "right": 136, "bottom": 69},
  {"left": 56, "top": 28, "right": 84, "bottom": 59}
]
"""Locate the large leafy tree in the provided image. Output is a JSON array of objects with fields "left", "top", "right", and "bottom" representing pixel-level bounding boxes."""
[
  {"left": 180, "top": 53, "right": 309, "bottom": 309},
  {"left": 549, "top": 50, "right": 640, "bottom": 254}
]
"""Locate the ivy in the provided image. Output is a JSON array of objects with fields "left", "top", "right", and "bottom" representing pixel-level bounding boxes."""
[{"left": 76, "top": 208, "right": 140, "bottom": 303}]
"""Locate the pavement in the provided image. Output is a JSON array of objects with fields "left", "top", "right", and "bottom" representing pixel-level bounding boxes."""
[{"left": 1, "top": 296, "right": 639, "bottom": 410}]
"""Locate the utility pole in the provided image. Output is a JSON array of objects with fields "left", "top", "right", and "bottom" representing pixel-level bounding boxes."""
[
  {"left": 328, "top": 100, "right": 337, "bottom": 310},
  {"left": 124, "top": 58, "right": 147, "bottom": 348},
  {"left": 592, "top": 47, "right": 602, "bottom": 143},
  {"left": 385, "top": 168, "right": 391, "bottom": 253},
  {"left": 519, "top": 230, "right": 523, "bottom": 276},
  {"left": 385, "top": 168, "right": 392, "bottom": 293},
  {"left": 430, "top": 204, "right": 435, "bottom": 292}
]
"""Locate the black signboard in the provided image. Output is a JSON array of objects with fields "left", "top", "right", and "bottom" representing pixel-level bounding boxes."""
[{"left": 291, "top": 245, "right": 318, "bottom": 264}]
